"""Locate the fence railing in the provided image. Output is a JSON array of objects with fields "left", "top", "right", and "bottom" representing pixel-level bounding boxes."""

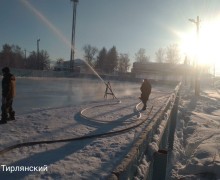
[{"left": 108, "top": 82, "right": 181, "bottom": 180}]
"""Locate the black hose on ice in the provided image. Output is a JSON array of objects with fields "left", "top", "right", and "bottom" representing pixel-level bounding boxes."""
[{"left": 0, "top": 102, "right": 153, "bottom": 155}]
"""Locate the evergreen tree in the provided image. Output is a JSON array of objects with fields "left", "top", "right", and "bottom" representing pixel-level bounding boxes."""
[
  {"left": 95, "top": 47, "right": 107, "bottom": 73},
  {"left": 105, "top": 46, "right": 118, "bottom": 73}
]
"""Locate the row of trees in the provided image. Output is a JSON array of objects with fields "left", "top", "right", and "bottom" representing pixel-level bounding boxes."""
[
  {"left": 0, "top": 44, "right": 50, "bottom": 70},
  {"left": 134, "top": 44, "right": 181, "bottom": 64},
  {"left": 0, "top": 43, "right": 182, "bottom": 73},
  {"left": 82, "top": 45, "right": 130, "bottom": 73},
  {"left": 155, "top": 44, "right": 181, "bottom": 64},
  {"left": 82, "top": 43, "right": 182, "bottom": 73}
]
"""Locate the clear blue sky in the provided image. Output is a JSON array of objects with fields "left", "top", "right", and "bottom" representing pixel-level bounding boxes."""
[{"left": 1, "top": 0, "right": 220, "bottom": 65}]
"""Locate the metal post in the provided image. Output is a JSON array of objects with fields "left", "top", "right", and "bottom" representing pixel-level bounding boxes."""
[
  {"left": 189, "top": 16, "right": 200, "bottom": 96},
  {"left": 152, "top": 150, "right": 168, "bottom": 180},
  {"left": 70, "top": 0, "right": 79, "bottom": 71},
  {"left": 37, "top": 38, "right": 40, "bottom": 70}
]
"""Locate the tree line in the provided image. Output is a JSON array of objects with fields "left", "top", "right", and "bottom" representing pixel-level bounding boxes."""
[
  {"left": 0, "top": 43, "right": 182, "bottom": 73},
  {"left": 0, "top": 44, "right": 50, "bottom": 70},
  {"left": 81, "top": 43, "right": 182, "bottom": 74},
  {"left": 133, "top": 44, "right": 182, "bottom": 64},
  {"left": 82, "top": 45, "right": 130, "bottom": 74}
]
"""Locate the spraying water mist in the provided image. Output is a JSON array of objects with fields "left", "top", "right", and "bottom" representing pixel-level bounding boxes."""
[{"left": 21, "top": 0, "right": 118, "bottom": 99}]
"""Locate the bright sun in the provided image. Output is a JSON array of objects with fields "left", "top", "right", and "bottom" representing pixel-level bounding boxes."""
[{"left": 180, "top": 16, "right": 220, "bottom": 74}]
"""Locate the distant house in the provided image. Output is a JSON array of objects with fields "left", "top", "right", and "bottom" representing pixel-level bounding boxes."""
[
  {"left": 74, "top": 59, "right": 97, "bottom": 73},
  {"left": 74, "top": 59, "right": 88, "bottom": 73},
  {"left": 132, "top": 62, "right": 191, "bottom": 80},
  {"left": 54, "top": 59, "right": 89, "bottom": 73},
  {"left": 54, "top": 61, "right": 69, "bottom": 71}
]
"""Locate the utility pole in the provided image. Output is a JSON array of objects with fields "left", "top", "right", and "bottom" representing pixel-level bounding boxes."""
[
  {"left": 37, "top": 38, "right": 40, "bottom": 70},
  {"left": 189, "top": 16, "right": 200, "bottom": 96},
  {"left": 24, "top": 49, "right": 26, "bottom": 60},
  {"left": 70, "top": 0, "right": 79, "bottom": 71}
]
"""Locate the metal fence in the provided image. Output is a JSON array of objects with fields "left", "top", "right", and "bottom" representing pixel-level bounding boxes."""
[{"left": 108, "top": 82, "right": 181, "bottom": 180}]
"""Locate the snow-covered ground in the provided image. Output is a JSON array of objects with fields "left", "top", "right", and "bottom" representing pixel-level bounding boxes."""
[
  {"left": 0, "top": 77, "right": 219, "bottom": 179},
  {"left": 0, "top": 77, "right": 174, "bottom": 179},
  {"left": 168, "top": 79, "right": 220, "bottom": 179}
]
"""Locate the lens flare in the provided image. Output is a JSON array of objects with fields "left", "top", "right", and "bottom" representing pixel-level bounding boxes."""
[{"left": 180, "top": 16, "right": 220, "bottom": 67}]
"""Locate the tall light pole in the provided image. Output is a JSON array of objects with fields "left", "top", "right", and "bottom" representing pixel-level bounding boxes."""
[
  {"left": 70, "top": 0, "right": 79, "bottom": 71},
  {"left": 37, "top": 38, "right": 40, "bottom": 70},
  {"left": 189, "top": 16, "right": 200, "bottom": 96}
]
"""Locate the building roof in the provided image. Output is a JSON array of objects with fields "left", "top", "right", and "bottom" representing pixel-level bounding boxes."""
[{"left": 132, "top": 62, "right": 190, "bottom": 74}]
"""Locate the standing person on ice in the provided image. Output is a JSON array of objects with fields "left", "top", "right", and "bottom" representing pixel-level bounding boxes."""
[
  {"left": 140, "top": 79, "right": 151, "bottom": 110},
  {"left": 0, "top": 67, "right": 16, "bottom": 124}
]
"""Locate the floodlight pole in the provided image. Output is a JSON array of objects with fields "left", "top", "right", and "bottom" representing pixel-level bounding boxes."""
[
  {"left": 189, "top": 16, "right": 200, "bottom": 96},
  {"left": 70, "top": 0, "right": 79, "bottom": 71}
]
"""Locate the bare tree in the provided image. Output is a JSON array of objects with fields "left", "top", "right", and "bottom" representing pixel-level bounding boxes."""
[
  {"left": 135, "top": 48, "right": 150, "bottom": 63},
  {"left": 118, "top": 53, "right": 130, "bottom": 73},
  {"left": 26, "top": 50, "right": 50, "bottom": 70},
  {"left": 83, "top": 44, "right": 98, "bottom": 66},
  {"left": 155, "top": 48, "right": 165, "bottom": 63},
  {"left": 39, "top": 50, "right": 50, "bottom": 70},
  {"left": 0, "top": 44, "right": 25, "bottom": 68},
  {"left": 166, "top": 44, "right": 181, "bottom": 64}
]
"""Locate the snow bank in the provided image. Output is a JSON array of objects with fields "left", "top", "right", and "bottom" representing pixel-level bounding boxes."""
[{"left": 169, "top": 84, "right": 220, "bottom": 179}]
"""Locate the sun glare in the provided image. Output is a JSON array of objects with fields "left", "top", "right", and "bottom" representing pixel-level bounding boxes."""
[{"left": 180, "top": 16, "right": 220, "bottom": 70}]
